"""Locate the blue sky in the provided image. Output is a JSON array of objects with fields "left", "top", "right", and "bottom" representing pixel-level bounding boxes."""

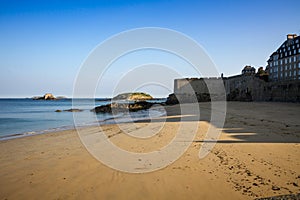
[{"left": 0, "top": 0, "right": 300, "bottom": 97}]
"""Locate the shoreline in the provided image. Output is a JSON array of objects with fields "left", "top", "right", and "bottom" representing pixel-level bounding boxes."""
[
  {"left": 0, "top": 104, "right": 166, "bottom": 141},
  {"left": 1, "top": 100, "right": 298, "bottom": 142},
  {"left": 0, "top": 102, "right": 299, "bottom": 199}
]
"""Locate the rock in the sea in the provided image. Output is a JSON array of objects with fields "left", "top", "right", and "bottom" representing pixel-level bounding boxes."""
[
  {"left": 55, "top": 109, "right": 83, "bottom": 112},
  {"left": 33, "top": 93, "right": 56, "bottom": 100},
  {"left": 92, "top": 92, "right": 155, "bottom": 113},
  {"left": 165, "top": 92, "right": 212, "bottom": 105},
  {"left": 92, "top": 101, "right": 153, "bottom": 113},
  {"left": 165, "top": 93, "right": 179, "bottom": 105},
  {"left": 43, "top": 93, "right": 55, "bottom": 100},
  {"left": 63, "top": 109, "right": 83, "bottom": 112}
]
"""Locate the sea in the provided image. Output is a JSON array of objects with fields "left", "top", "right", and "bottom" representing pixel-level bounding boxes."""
[{"left": 0, "top": 98, "right": 166, "bottom": 140}]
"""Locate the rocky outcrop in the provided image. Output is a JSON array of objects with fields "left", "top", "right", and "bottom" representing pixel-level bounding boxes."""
[
  {"left": 165, "top": 93, "right": 179, "bottom": 105},
  {"left": 92, "top": 101, "right": 153, "bottom": 113},
  {"left": 55, "top": 109, "right": 83, "bottom": 112},
  {"left": 92, "top": 92, "right": 155, "bottom": 113},
  {"left": 33, "top": 93, "right": 56, "bottom": 100},
  {"left": 165, "top": 93, "right": 212, "bottom": 105}
]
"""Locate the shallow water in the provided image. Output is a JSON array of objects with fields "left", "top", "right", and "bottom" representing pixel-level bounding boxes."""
[{"left": 0, "top": 98, "right": 166, "bottom": 140}]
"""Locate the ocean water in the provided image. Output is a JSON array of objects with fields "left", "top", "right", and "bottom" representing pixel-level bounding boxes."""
[{"left": 0, "top": 98, "right": 166, "bottom": 140}]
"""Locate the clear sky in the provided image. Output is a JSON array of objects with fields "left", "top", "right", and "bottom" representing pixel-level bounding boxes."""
[{"left": 0, "top": 0, "right": 300, "bottom": 98}]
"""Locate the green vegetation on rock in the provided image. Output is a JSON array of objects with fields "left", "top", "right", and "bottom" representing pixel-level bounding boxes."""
[{"left": 113, "top": 92, "right": 153, "bottom": 101}]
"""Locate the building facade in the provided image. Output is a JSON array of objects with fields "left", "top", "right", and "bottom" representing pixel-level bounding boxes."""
[
  {"left": 241, "top": 65, "right": 256, "bottom": 75},
  {"left": 267, "top": 34, "right": 300, "bottom": 81},
  {"left": 167, "top": 34, "right": 300, "bottom": 104}
]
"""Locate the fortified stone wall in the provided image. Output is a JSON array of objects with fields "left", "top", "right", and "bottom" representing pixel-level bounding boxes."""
[
  {"left": 224, "top": 75, "right": 267, "bottom": 101},
  {"left": 172, "top": 76, "right": 300, "bottom": 102},
  {"left": 174, "top": 78, "right": 225, "bottom": 95},
  {"left": 267, "top": 80, "right": 300, "bottom": 102}
]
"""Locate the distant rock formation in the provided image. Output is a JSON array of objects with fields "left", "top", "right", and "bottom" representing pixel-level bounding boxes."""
[
  {"left": 55, "top": 109, "right": 83, "bottom": 112},
  {"left": 33, "top": 93, "right": 56, "bottom": 100},
  {"left": 43, "top": 93, "right": 56, "bottom": 100}
]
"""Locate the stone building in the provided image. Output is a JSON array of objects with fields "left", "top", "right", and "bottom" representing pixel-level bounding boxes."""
[
  {"left": 172, "top": 77, "right": 225, "bottom": 103},
  {"left": 242, "top": 65, "right": 256, "bottom": 75},
  {"left": 167, "top": 34, "right": 300, "bottom": 104},
  {"left": 170, "top": 65, "right": 300, "bottom": 103},
  {"left": 267, "top": 34, "right": 300, "bottom": 81}
]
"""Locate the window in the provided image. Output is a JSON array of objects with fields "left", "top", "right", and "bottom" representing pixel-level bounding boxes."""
[
  {"left": 285, "top": 52, "right": 287, "bottom": 56},
  {"left": 296, "top": 39, "right": 299, "bottom": 43},
  {"left": 289, "top": 51, "right": 291, "bottom": 56},
  {"left": 299, "top": 63, "right": 300, "bottom": 69},
  {"left": 294, "top": 56, "right": 297, "bottom": 62},
  {"left": 297, "top": 44, "right": 299, "bottom": 48},
  {"left": 280, "top": 60, "right": 282, "bottom": 65},
  {"left": 285, "top": 66, "right": 287, "bottom": 70},
  {"left": 288, "top": 47, "right": 290, "bottom": 50},
  {"left": 290, "top": 57, "right": 292, "bottom": 63},
  {"left": 294, "top": 49, "right": 297, "bottom": 54},
  {"left": 294, "top": 71, "right": 296, "bottom": 76}
]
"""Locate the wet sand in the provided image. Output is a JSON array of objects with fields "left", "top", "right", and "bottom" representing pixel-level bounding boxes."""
[{"left": 0, "top": 102, "right": 299, "bottom": 199}]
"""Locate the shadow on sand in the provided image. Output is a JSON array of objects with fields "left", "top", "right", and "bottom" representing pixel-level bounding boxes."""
[{"left": 134, "top": 102, "right": 300, "bottom": 144}]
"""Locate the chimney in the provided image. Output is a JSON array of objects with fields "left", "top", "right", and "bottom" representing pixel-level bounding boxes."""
[{"left": 287, "top": 34, "right": 297, "bottom": 40}]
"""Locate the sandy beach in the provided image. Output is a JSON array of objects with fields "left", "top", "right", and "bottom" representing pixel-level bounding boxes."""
[{"left": 0, "top": 102, "right": 299, "bottom": 200}]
